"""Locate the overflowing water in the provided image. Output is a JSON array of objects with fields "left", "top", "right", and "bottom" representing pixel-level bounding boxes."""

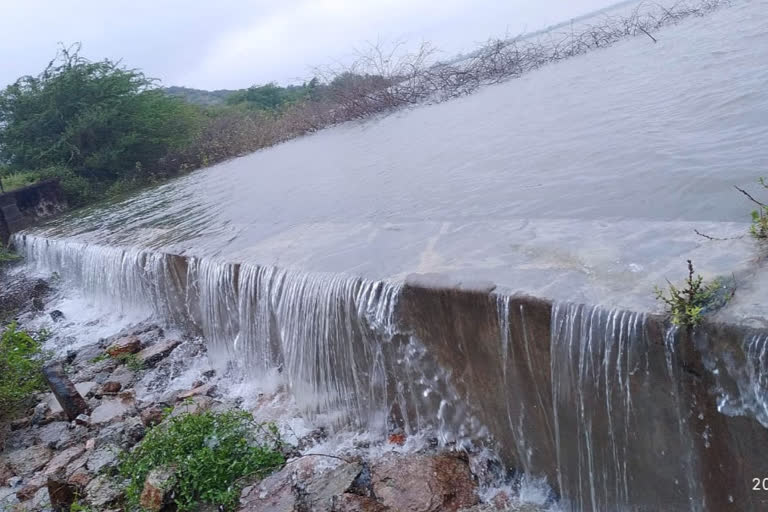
[{"left": 8, "top": 0, "right": 768, "bottom": 510}]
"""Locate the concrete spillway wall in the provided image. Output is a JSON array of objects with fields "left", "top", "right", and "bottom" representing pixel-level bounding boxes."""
[
  {"left": 0, "top": 180, "right": 66, "bottom": 245},
  {"left": 12, "top": 236, "right": 768, "bottom": 511}
]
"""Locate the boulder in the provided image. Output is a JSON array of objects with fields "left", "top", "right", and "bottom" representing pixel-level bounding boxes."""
[
  {"left": 3, "top": 444, "right": 53, "bottom": 476},
  {"left": 139, "top": 466, "right": 176, "bottom": 511},
  {"left": 333, "top": 494, "right": 390, "bottom": 512},
  {"left": 140, "top": 406, "right": 166, "bottom": 427},
  {"left": 47, "top": 475, "right": 78, "bottom": 512},
  {"left": 68, "top": 468, "right": 94, "bottom": 490},
  {"left": 86, "top": 444, "right": 119, "bottom": 473},
  {"left": 35, "top": 421, "right": 70, "bottom": 448},
  {"left": 0, "top": 462, "right": 13, "bottom": 487},
  {"left": 107, "top": 366, "right": 137, "bottom": 389},
  {"left": 90, "top": 397, "right": 133, "bottom": 425},
  {"left": 106, "top": 336, "right": 142, "bottom": 357},
  {"left": 371, "top": 454, "right": 478, "bottom": 512},
  {"left": 178, "top": 383, "right": 217, "bottom": 400},
  {"left": 169, "top": 395, "right": 212, "bottom": 417},
  {"left": 136, "top": 339, "right": 181, "bottom": 367},
  {"left": 101, "top": 381, "right": 122, "bottom": 394},
  {"left": 299, "top": 461, "right": 363, "bottom": 510},
  {"left": 43, "top": 444, "right": 86, "bottom": 477},
  {"left": 84, "top": 474, "right": 124, "bottom": 508}
]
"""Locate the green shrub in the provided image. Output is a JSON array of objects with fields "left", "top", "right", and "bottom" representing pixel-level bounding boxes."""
[
  {"left": 119, "top": 410, "right": 285, "bottom": 511},
  {"left": 655, "top": 260, "right": 722, "bottom": 327},
  {"left": 0, "top": 243, "right": 20, "bottom": 265},
  {"left": 0, "top": 323, "right": 48, "bottom": 418}
]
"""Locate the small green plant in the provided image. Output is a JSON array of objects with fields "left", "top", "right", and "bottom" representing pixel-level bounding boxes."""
[
  {"left": 735, "top": 178, "right": 768, "bottom": 240},
  {"left": 119, "top": 410, "right": 285, "bottom": 511},
  {"left": 69, "top": 499, "right": 94, "bottom": 512},
  {"left": 89, "top": 353, "right": 109, "bottom": 364},
  {"left": 0, "top": 323, "right": 49, "bottom": 418},
  {"left": 115, "top": 352, "right": 144, "bottom": 371},
  {"left": 655, "top": 260, "right": 722, "bottom": 328},
  {"left": 0, "top": 242, "right": 21, "bottom": 265}
]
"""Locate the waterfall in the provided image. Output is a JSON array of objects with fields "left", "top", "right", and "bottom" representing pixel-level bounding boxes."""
[{"left": 13, "top": 233, "right": 474, "bottom": 442}]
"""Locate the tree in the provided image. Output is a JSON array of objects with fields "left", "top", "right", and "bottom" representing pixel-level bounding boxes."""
[{"left": 0, "top": 44, "right": 200, "bottom": 187}]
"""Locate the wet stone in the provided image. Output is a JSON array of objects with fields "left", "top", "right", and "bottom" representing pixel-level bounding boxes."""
[
  {"left": 136, "top": 339, "right": 181, "bottom": 367},
  {"left": 139, "top": 466, "right": 176, "bottom": 512},
  {"left": 86, "top": 444, "right": 119, "bottom": 473},
  {"left": 90, "top": 397, "right": 133, "bottom": 425},
  {"left": 106, "top": 335, "right": 142, "bottom": 357},
  {"left": 3, "top": 445, "right": 53, "bottom": 476},
  {"left": 84, "top": 474, "right": 124, "bottom": 508}
]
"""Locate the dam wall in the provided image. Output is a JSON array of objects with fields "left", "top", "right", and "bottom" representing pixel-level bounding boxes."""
[{"left": 12, "top": 234, "right": 768, "bottom": 511}]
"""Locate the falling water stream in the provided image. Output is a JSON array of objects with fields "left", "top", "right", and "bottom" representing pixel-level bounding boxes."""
[{"left": 7, "top": 0, "right": 768, "bottom": 509}]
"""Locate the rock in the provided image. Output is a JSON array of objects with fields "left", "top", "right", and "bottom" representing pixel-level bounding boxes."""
[
  {"left": 71, "top": 344, "right": 104, "bottom": 368},
  {"left": 86, "top": 444, "right": 119, "bottom": 473},
  {"left": 140, "top": 406, "right": 166, "bottom": 427},
  {"left": 371, "top": 453, "right": 478, "bottom": 512},
  {"left": 36, "top": 421, "right": 70, "bottom": 448},
  {"left": 46, "top": 382, "right": 97, "bottom": 416},
  {"left": 136, "top": 339, "right": 181, "bottom": 367},
  {"left": 101, "top": 381, "right": 122, "bottom": 394},
  {"left": 68, "top": 468, "right": 93, "bottom": 490},
  {"left": 49, "top": 310, "right": 65, "bottom": 322},
  {"left": 47, "top": 475, "right": 78, "bottom": 512},
  {"left": 106, "top": 335, "right": 142, "bottom": 357},
  {"left": 387, "top": 432, "right": 406, "bottom": 446},
  {"left": 29, "top": 485, "right": 50, "bottom": 510},
  {"left": 178, "top": 383, "right": 217, "bottom": 400},
  {"left": 16, "top": 473, "right": 45, "bottom": 501},
  {"left": 239, "top": 467, "right": 297, "bottom": 511},
  {"left": 3, "top": 445, "right": 53, "bottom": 476},
  {"left": 84, "top": 474, "right": 123, "bottom": 508},
  {"left": 139, "top": 466, "right": 176, "bottom": 511},
  {"left": 169, "top": 395, "right": 212, "bottom": 417},
  {"left": 30, "top": 402, "right": 48, "bottom": 425},
  {"left": 123, "top": 417, "right": 146, "bottom": 446},
  {"left": 0, "top": 462, "right": 13, "bottom": 486},
  {"left": 300, "top": 461, "right": 364, "bottom": 511},
  {"left": 42, "top": 363, "right": 90, "bottom": 421},
  {"left": 333, "top": 494, "right": 390, "bottom": 512},
  {"left": 107, "top": 366, "right": 137, "bottom": 389},
  {"left": 43, "top": 444, "right": 86, "bottom": 477},
  {"left": 74, "top": 414, "right": 91, "bottom": 427},
  {"left": 10, "top": 417, "right": 30, "bottom": 431},
  {"left": 90, "top": 397, "right": 133, "bottom": 425}
]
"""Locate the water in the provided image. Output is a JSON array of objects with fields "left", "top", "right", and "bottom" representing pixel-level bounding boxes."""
[{"left": 9, "top": 1, "right": 768, "bottom": 510}]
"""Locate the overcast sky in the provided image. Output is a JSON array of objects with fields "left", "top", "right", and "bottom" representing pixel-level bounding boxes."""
[{"left": 1, "top": 0, "right": 618, "bottom": 90}]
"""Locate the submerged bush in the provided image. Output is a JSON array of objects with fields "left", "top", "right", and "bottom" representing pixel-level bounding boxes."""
[
  {"left": 119, "top": 410, "right": 285, "bottom": 511},
  {"left": 0, "top": 323, "right": 48, "bottom": 418},
  {"left": 655, "top": 260, "right": 724, "bottom": 327}
]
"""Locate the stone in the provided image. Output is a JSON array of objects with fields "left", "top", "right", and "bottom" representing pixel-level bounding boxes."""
[
  {"left": 47, "top": 476, "right": 78, "bottom": 512},
  {"left": 43, "top": 444, "right": 86, "bottom": 477},
  {"left": 68, "top": 468, "right": 94, "bottom": 490},
  {"left": 300, "top": 461, "right": 363, "bottom": 510},
  {"left": 85, "top": 439, "right": 95, "bottom": 451},
  {"left": 42, "top": 363, "right": 90, "bottom": 421},
  {"left": 106, "top": 335, "right": 141, "bottom": 357},
  {"left": 177, "top": 383, "right": 217, "bottom": 400},
  {"left": 30, "top": 402, "right": 48, "bottom": 425},
  {"left": 16, "top": 472, "right": 45, "bottom": 501},
  {"left": 10, "top": 417, "right": 30, "bottom": 431},
  {"left": 107, "top": 367, "right": 137, "bottom": 389},
  {"left": 239, "top": 468, "right": 296, "bottom": 511},
  {"left": 123, "top": 417, "right": 146, "bottom": 446},
  {"left": 35, "top": 421, "right": 70, "bottom": 448},
  {"left": 101, "top": 381, "right": 122, "bottom": 394},
  {"left": 90, "top": 397, "right": 133, "bottom": 425},
  {"left": 74, "top": 414, "right": 90, "bottom": 427},
  {"left": 371, "top": 454, "right": 478, "bottom": 512},
  {"left": 140, "top": 406, "right": 166, "bottom": 427},
  {"left": 4, "top": 445, "right": 53, "bottom": 476},
  {"left": 136, "top": 339, "right": 181, "bottom": 367},
  {"left": 71, "top": 344, "right": 103, "bottom": 368},
  {"left": 86, "top": 444, "right": 119, "bottom": 473},
  {"left": 49, "top": 310, "right": 65, "bottom": 322},
  {"left": 84, "top": 474, "right": 123, "bottom": 508},
  {"left": 0, "top": 462, "right": 13, "bottom": 486},
  {"left": 333, "top": 494, "right": 390, "bottom": 512},
  {"left": 29, "top": 485, "right": 50, "bottom": 510},
  {"left": 169, "top": 395, "right": 212, "bottom": 417},
  {"left": 139, "top": 466, "right": 176, "bottom": 512}
]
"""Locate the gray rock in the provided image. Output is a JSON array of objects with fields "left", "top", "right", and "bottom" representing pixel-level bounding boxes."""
[
  {"left": 86, "top": 444, "right": 119, "bottom": 473},
  {"left": 30, "top": 485, "right": 51, "bottom": 510},
  {"left": 139, "top": 466, "right": 176, "bottom": 511},
  {"left": 107, "top": 367, "right": 137, "bottom": 389},
  {"left": 71, "top": 344, "right": 104, "bottom": 368},
  {"left": 90, "top": 398, "right": 133, "bottom": 425},
  {"left": 299, "top": 461, "right": 363, "bottom": 511},
  {"left": 35, "top": 422, "right": 70, "bottom": 449},
  {"left": 106, "top": 336, "right": 142, "bottom": 357},
  {"left": 3, "top": 445, "right": 53, "bottom": 476},
  {"left": 42, "top": 444, "right": 86, "bottom": 478},
  {"left": 83, "top": 474, "right": 123, "bottom": 508},
  {"left": 136, "top": 339, "right": 181, "bottom": 367}
]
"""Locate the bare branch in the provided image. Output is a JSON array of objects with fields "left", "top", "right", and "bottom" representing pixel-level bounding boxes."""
[{"left": 734, "top": 185, "right": 768, "bottom": 208}]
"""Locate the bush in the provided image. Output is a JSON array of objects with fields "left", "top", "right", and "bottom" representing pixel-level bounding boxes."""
[
  {"left": 0, "top": 323, "right": 48, "bottom": 418},
  {"left": 655, "top": 260, "right": 723, "bottom": 327},
  {"left": 119, "top": 410, "right": 285, "bottom": 511}
]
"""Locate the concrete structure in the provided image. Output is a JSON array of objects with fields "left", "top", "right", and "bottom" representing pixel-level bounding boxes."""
[{"left": 0, "top": 180, "right": 66, "bottom": 245}]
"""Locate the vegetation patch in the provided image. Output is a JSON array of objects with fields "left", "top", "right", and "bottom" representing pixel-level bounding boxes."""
[
  {"left": 119, "top": 410, "right": 285, "bottom": 511},
  {"left": 0, "top": 323, "right": 49, "bottom": 419},
  {"left": 736, "top": 177, "right": 768, "bottom": 240},
  {"left": 0, "top": 243, "right": 21, "bottom": 265},
  {"left": 655, "top": 260, "right": 727, "bottom": 327}
]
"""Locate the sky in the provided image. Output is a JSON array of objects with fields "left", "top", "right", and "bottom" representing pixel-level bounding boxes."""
[{"left": 0, "top": 0, "right": 619, "bottom": 91}]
